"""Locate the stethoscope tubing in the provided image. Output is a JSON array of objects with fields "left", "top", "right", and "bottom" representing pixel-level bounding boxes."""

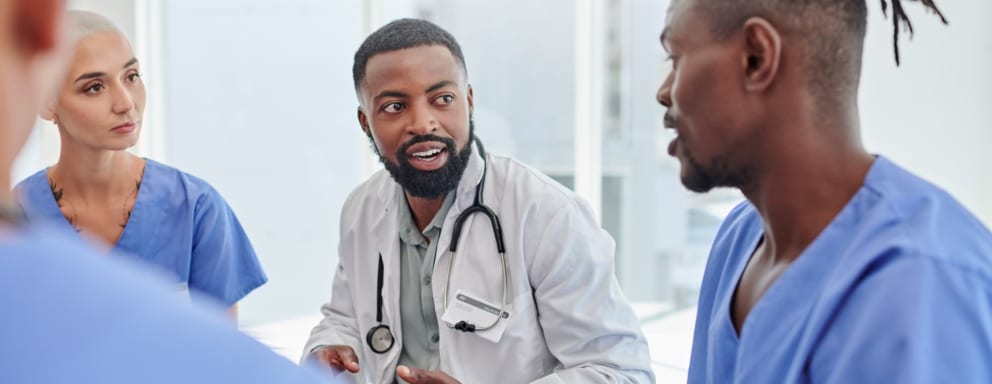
[
  {"left": 365, "top": 137, "right": 510, "bottom": 355},
  {"left": 442, "top": 138, "right": 509, "bottom": 332}
]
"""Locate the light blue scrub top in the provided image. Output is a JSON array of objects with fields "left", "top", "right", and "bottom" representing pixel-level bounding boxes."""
[
  {"left": 0, "top": 225, "right": 332, "bottom": 384},
  {"left": 688, "top": 156, "right": 992, "bottom": 383},
  {"left": 15, "top": 159, "right": 266, "bottom": 306}
]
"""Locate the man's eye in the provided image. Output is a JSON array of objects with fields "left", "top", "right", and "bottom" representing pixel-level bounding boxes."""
[{"left": 668, "top": 55, "right": 680, "bottom": 70}]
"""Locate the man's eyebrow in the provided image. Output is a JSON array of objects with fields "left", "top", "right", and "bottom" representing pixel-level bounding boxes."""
[
  {"left": 374, "top": 90, "right": 408, "bottom": 100},
  {"left": 425, "top": 80, "right": 456, "bottom": 94},
  {"left": 372, "top": 81, "right": 458, "bottom": 101},
  {"left": 660, "top": 27, "right": 677, "bottom": 53}
]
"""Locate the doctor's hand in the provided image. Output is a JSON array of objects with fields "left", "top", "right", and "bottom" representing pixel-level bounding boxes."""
[
  {"left": 397, "top": 365, "right": 461, "bottom": 384},
  {"left": 309, "top": 345, "right": 360, "bottom": 373}
]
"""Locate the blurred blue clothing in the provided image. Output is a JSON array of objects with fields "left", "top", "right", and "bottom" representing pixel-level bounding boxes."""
[
  {"left": 16, "top": 159, "right": 265, "bottom": 306},
  {"left": 688, "top": 156, "right": 992, "bottom": 383},
  {"left": 0, "top": 224, "right": 331, "bottom": 384}
]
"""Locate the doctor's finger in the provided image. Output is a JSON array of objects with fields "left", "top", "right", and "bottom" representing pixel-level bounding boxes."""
[
  {"left": 396, "top": 365, "right": 460, "bottom": 384},
  {"left": 320, "top": 346, "right": 361, "bottom": 373}
]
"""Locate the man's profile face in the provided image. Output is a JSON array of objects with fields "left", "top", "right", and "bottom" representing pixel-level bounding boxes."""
[
  {"left": 357, "top": 44, "right": 474, "bottom": 199},
  {"left": 656, "top": 0, "right": 757, "bottom": 193}
]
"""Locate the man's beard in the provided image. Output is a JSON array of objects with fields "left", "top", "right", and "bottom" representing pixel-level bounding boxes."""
[
  {"left": 679, "top": 143, "right": 752, "bottom": 194},
  {"left": 372, "top": 120, "right": 475, "bottom": 199}
]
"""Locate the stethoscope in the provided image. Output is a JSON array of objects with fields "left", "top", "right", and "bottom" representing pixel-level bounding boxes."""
[{"left": 366, "top": 138, "right": 508, "bottom": 354}]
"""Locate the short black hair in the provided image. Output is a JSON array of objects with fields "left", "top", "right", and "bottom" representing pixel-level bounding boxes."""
[
  {"left": 693, "top": 0, "right": 947, "bottom": 104},
  {"left": 352, "top": 18, "right": 467, "bottom": 91}
]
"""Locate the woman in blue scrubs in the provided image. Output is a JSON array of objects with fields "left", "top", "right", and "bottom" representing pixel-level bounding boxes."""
[{"left": 14, "top": 10, "right": 266, "bottom": 320}]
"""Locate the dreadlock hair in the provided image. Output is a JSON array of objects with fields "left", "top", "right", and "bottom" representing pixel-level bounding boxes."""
[
  {"left": 880, "top": 0, "right": 948, "bottom": 65},
  {"left": 694, "top": 0, "right": 947, "bottom": 107},
  {"left": 352, "top": 18, "right": 467, "bottom": 92}
]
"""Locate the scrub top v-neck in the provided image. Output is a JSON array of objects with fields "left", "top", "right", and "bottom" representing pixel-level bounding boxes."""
[{"left": 16, "top": 159, "right": 267, "bottom": 306}]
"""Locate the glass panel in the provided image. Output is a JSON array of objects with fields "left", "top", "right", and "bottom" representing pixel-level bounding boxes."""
[
  {"left": 598, "top": 0, "right": 743, "bottom": 379},
  {"left": 417, "top": 0, "right": 578, "bottom": 178}
]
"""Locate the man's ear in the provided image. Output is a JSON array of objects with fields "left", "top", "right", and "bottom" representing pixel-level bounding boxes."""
[
  {"left": 357, "top": 106, "right": 372, "bottom": 138},
  {"left": 14, "top": 0, "right": 64, "bottom": 55},
  {"left": 740, "top": 17, "right": 782, "bottom": 93},
  {"left": 466, "top": 84, "right": 474, "bottom": 116}
]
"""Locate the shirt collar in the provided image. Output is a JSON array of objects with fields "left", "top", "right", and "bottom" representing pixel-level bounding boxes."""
[{"left": 397, "top": 189, "right": 456, "bottom": 246}]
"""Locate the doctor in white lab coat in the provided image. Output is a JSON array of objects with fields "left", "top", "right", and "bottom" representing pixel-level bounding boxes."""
[{"left": 303, "top": 19, "right": 653, "bottom": 384}]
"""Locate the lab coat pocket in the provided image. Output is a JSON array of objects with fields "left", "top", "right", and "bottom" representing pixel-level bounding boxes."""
[
  {"left": 506, "top": 290, "right": 556, "bottom": 375},
  {"left": 362, "top": 346, "right": 400, "bottom": 384},
  {"left": 503, "top": 290, "right": 541, "bottom": 341}
]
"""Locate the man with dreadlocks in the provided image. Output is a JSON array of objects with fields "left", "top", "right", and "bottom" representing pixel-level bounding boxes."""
[{"left": 657, "top": 0, "right": 992, "bottom": 382}]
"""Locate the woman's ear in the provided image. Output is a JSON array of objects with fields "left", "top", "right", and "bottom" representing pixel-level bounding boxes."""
[{"left": 39, "top": 100, "right": 56, "bottom": 123}]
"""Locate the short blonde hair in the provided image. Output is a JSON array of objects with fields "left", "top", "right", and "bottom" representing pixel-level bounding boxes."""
[{"left": 66, "top": 10, "right": 124, "bottom": 44}]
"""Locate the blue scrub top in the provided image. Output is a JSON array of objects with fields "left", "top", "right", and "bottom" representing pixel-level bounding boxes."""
[
  {"left": 688, "top": 156, "right": 992, "bottom": 383},
  {"left": 0, "top": 225, "right": 333, "bottom": 383},
  {"left": 15, "top": 159, "right": 266, "bottom": 306}
]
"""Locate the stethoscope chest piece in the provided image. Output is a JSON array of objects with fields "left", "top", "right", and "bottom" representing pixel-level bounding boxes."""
[
  {"left": 366, "top": 324, "right": 394, "bottom": 354},
  {"left": 366, "top": 254, "right": 394, "bottom": 354}
]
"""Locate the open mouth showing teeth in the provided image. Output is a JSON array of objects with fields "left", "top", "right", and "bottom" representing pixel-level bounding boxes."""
[{"left": 411, "top": 148, "right": 444, "bottom": 160}]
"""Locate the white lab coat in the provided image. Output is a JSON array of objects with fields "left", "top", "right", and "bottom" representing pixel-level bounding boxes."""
[{"left": 303, "top": 148, "right": 654, "bottom": 384}]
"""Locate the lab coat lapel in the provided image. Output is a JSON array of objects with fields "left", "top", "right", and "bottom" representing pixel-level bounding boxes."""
[{"left": 369, "top": 181, "right": 403, "bottom": 383}]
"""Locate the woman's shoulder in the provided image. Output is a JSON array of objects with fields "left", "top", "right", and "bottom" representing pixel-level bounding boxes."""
[
  {"left": 144, "top": 159, "right": 218, "bottom": 193},
  {"left": 14, "top": 168, "right": 49, "bottom": 193},
  {"left": 13, "top": 168, "right": 53, "bottom": 209},
  {"left": 142, "top": 159, "right": 229, "bottom": 208}
]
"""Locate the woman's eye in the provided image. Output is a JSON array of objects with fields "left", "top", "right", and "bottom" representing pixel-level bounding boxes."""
[
  {"left": 127, "top": 72, "right": 142, "bottom": 82},
  {"left": 84, "top": 83, "right": 104, "bottom": 94}
]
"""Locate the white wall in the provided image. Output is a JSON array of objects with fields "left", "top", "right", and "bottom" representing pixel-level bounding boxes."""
[
  {"left": 161, "top": 0, "right": 367, "bottom": 326},
  {"left": 860, "top": 1, "right": 992, "bottom": 225}
]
